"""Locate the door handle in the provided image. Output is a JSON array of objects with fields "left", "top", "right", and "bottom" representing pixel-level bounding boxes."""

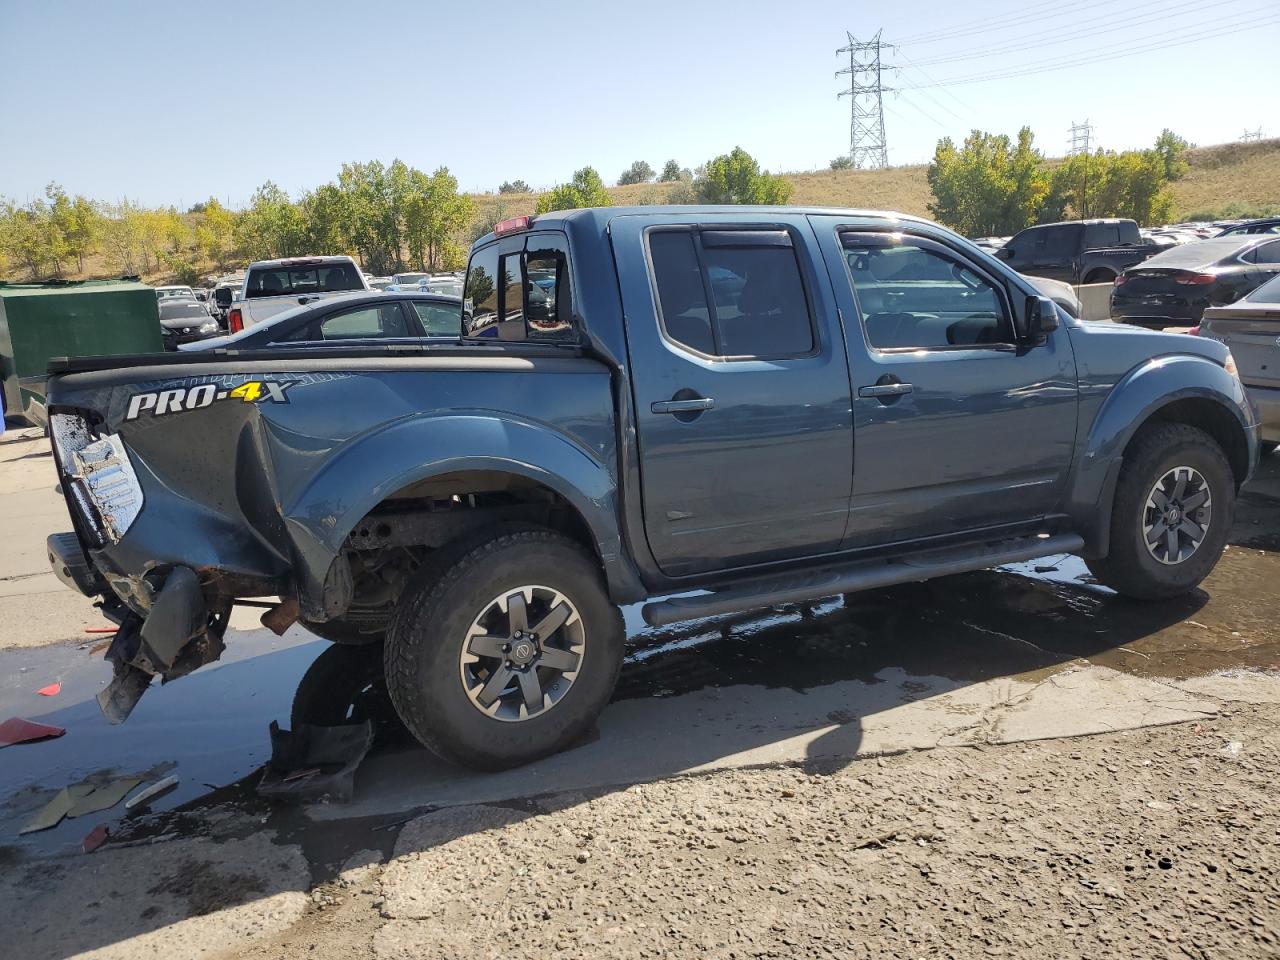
[
  {"left": 858, "top": 382, "right": 913, "bottom": 398},
  {"left": 651, "top": 397, "right": 715, "bottom": 414}
]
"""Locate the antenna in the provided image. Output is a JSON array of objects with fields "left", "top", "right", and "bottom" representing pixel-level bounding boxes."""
[{"left": 836, "top": 30, "right": 892, "bottom": 169}]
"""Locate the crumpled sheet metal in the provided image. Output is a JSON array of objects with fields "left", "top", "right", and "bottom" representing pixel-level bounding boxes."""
[
  {"left": 257, "top": 720, "right": 375, "bottom": 803},
  {"left": 0, "top": 717, "right": 65, "bottom": 748},
  {"left": 19, "top": 777, "right": 144, "bottom": 834}
]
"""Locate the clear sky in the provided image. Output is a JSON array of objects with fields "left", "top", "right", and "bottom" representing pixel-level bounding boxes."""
[{"left": 2, "top": 0, "right": 1277, "bottom": 208}]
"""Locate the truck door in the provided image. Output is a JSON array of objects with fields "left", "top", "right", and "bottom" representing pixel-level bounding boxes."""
[
  {"left": 812, "top": 219, "right": 1078, "bottom": 548},
  {"left": 612, "top": 215, "right": 853, "bottom": 578}
]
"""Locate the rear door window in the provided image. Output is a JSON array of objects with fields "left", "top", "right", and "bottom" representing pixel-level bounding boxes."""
[
  {"left": 1084, "top": 223, "right": 1121, "bottom": 248},
  {"left": 317, "top": 302, "right": 411, "bottom": 340},
  {"left": 1252, "top": 239, "right": 1280, "bottom": 264},
  {"left": 411, "top": 300, "right": 462, "bottom": 337},
  {"left": 246, "top": 262, "right": 362, "bottom": 298},
  {"left": 463, "top": 245, "right": 500, "bottom": 337},
  {"left": 647, "top": 227, "right": 814, "bottom": 358}
]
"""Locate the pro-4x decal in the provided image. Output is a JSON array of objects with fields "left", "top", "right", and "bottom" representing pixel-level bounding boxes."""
[{"left": 125, "top": 380, "right": 296, "bottom": 420}]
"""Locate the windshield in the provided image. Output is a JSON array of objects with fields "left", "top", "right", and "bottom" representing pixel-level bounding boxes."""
[
  {"left": 156, "top": 287, "right": 194, "bottom": 299},
  {"left": 394, "top": 273, "right": 429, "bottom": 285},
  {"left": 159, "top": 301, "right": 209, "bottom": 320},
  {"left": 245, "top": 262, "right": 362, "bottom": 298}
]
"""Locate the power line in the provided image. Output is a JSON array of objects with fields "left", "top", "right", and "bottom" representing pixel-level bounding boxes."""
[
  {"left": 1241, "top": 128, "right": 1264, "bottom": 142},
  {"left": 894, "top": 0, "right": 1115, "bottom": 46},
  {"left": 836, "top": 30, "right": 892, "bottom": 169},
  {"left": 896, "top": 15, "right": 1280, "bottom": 90},
  {"left": 904, "top": 0, "right": 1254, "bottom": 67}
]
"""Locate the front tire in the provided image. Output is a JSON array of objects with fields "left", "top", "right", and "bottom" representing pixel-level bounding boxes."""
[
  {"left": 384, "top": 528, "right": 624, "bottom": 770},
  {"left": 1086, "top": 423, "right": 1234, "bottom": 599}
]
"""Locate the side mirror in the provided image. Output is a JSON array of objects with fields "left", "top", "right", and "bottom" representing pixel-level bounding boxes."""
[
  {"left": 995, "top": 247, "right": 1013, "bottom": 261},
  {"left": 1025, "top": 296, "right": 1060, "bottom": 342}
]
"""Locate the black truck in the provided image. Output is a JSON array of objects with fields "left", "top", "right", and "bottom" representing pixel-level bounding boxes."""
[{"left": 998, "top": 218, "right": 1161, "bottom": 285}]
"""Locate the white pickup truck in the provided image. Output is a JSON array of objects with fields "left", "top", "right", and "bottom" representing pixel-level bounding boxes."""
[{"left": 228, "top": 255, "right": 370, "bottom": 332}]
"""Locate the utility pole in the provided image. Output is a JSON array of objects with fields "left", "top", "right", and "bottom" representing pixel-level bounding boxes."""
[
  {"left": 1068, "top": 120, "right": 1095, "bottom": 219},
  {"left": 836, "top": 30, "right": 891, "bottom": 170},
  {"left": 1240, "top": 127, "right": 1263, "bottom": 143}
]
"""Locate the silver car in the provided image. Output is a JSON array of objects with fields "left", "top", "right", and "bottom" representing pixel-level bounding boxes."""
[{"left": 1199, "top": 273, "right": 1280, "bottom": 445}]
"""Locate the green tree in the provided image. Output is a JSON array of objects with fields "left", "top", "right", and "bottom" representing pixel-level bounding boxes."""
[
  {"left": 300, "top": 184, "right": 348, "bottom": 258},
  {"left": 927, "top": 127, "right": 1049, "bottom": 236},
  {"left": 195, "top": 198, "right": 236, "bottom": 270},
  {"left": 618, "top": 160, "right": 655, "bottom": 186},
  {"left": 830, "top": 155, "right": 854, "bottom": 170},
  {"left": 694, "top": 147, "right": 792, "bottom": 204},
  {"left": 657, "top": 160, "right": 684, "bottom": 182},
  {"left": 99, "top": 198, "right": 145, "bottom": 276},
  {"left": 1153, "top": 129, "right": 1190, "bottom": 182},
  {"left": 535, "top": 167, "right": 613, "bottom": 214},
  {"left": 404, "top": 166, "right": 473, "bottom": 271},
  {"left": 235, "top": 181, "right": 309, "bottom": 261},
  {"left": 1046, "top": 147, "right": 1174, "bottom": 225},
  {"left": 498, "top": 180, "right": 530, "bottom": 194}
]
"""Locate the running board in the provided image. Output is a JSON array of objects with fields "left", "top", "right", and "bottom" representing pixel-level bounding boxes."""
[{"left": 640, "top": 533, "right": 1085, "bottom": 628}]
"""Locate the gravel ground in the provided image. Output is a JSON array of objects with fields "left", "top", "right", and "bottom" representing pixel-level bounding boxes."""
[{"left": 229, "top": 700, "right": 1278, "bottom": 960}]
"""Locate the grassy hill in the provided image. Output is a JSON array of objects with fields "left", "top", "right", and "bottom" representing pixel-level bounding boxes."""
[{"left": 48, "top": 139, "right": 1280, "bottom": 285}]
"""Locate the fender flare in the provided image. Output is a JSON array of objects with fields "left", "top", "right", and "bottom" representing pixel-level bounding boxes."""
[
  {"left": 279, "top": 412, "right": 643, "bottom": 616},
  {"left": 1066, "top": 353, "right": 1255, "bottom": 554}
]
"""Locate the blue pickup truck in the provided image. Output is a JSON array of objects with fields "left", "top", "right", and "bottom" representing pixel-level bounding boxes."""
[{"left": 44, "top": 206, "right": 1258, "bottom": 770}]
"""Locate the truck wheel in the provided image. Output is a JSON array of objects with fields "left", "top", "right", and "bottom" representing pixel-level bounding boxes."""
[
  {"left": 384, "top": 528, "right": 624, "bottom": 770},
  {"left": 1086, "top": 423, "right": 1234, "bottom": 599},
  {"left": 1083, "top": 269, "right": 1115, "bottom": 285}
]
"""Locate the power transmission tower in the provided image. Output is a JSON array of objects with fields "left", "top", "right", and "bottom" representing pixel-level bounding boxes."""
[
  {"left": 1067, "top": 120, "right": 1096, "bottom": 219},
  {"left": 836, "top": 30, "right": 892, "bottom": 169},
  {"left": 1240, "top": 127, "right": 1263, "bottom": 143},
  {"left": 1067, "top": 119, "right": 1094, "bottom": 156}
]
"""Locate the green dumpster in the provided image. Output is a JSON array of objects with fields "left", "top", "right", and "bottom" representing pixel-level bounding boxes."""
[{"left": 0, "top": 279, "right": 162, "bottom": 426}]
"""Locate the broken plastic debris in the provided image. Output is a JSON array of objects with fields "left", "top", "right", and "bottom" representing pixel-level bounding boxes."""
[
  {"left": 36, "top": 682, "right": 61, "bottom": 697},
  {"left": 82, "top": 824, "right": 109, "bottom": 853},
  {"left": 83, "top": 627, "right": 118, "bottom": 634},
  {"left": 257, "top": 720, "right": 374, "bottom": 803},
  {"left": 1220, "top": 740, "right": 1244, "bottom": 757},
  {"left": 20, "top": 784, "right": 95, "bottom": 834},
  {"left": 0, "top": 717, "right": 65, "bottom": 748},
  {"left": 125, "top": 775, "right": 179, "bottom": 810},
  {"left": 66, "top": 778, "right": 144, "bottom": 818}
]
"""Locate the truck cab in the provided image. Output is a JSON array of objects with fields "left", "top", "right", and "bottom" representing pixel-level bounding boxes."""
[
  {"left": 228, "top": 256, "right": 369, "bottom": 332},
  {"left": 999, "top": 218, "right": 1153, "bottom": 285}
]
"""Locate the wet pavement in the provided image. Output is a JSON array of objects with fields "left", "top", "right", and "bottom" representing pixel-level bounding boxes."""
[{"left": 1, "top": 452, "right": 1278, "bottom": 871}]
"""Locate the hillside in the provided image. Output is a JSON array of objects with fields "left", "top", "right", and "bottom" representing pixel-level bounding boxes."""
[{"left": 38, "top": 139, "right": 1280, "bottom": 286}]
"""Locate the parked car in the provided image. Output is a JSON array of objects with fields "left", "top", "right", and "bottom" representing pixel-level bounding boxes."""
[
  {"left": 997, "top": 218, "right": 1160, "bottom": 285},
  {"left": 1111, "top": 234, "right": 1280, "bottom": 327},
  {"left": 368, "top": 276, "right": 394, "bottom": 291},
  {"left": 210, "top": 276, "right": 244, "bottom": 325},
  {"left": 420, "top": 275, "right": 465, "bottom": 298},
  {"left": 387, "top": 272, "right": 430, "bottom": 291},
  {"left": 1197, "top": 273, "right": 1280, "bottom": 445},
  {"left": 43, "top": 206, "right": 1257, "bottom": 768},
  {"left": 181, "top": 291, "right": 463, "bottom": 351},
  {"left": 154, "top": 285, "right": 197, "bottom": 302},
  {"left": 157, "top": 298, "right": 221, "bottom": 350},
  {"left": 229, "top": 256, "right": 369, "bottom": 332},
  {"left": 1216, "top": 217, "right": 1280, "bottom": 238}
]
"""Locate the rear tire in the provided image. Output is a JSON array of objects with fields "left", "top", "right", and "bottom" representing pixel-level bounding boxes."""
[
  {"left": 1086, "top": 422, "right": 1234, "bottom": 599},
  {"left": 384, "top": 528, "right": 624, "bottom": 771}
]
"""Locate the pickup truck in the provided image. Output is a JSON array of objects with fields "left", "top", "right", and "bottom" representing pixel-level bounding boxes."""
[
  {"left": 997, "top": 218, "right": 1161, "bottom": 285},
  {"left": 228, "top": 256, "right": 369, "bottom": 333},
  {"left": 43, "top": 206, "right": 1258, "bottom": 771}
]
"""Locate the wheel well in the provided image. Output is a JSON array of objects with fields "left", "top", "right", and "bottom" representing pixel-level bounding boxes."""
[
  {"left": 1138, "top": 398, "right": 1250, "bottom": 488},
  {"left": 1083, "top": 268, "right": 1115, "bottom": 284},
  {"left": 318, "top": 471, "right": 602, "bottom": 627},
  {"left": 352, "top": 470, "right": 598, "bottom": 560}
]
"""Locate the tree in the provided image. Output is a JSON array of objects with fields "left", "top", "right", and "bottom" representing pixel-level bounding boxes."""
[
  {"left": 658, "top": 160, "right": 684, "bottom": 182},
  {"left": 694, "top": 147, "right": 792, "bottom": 205},
  {"left": 195, "top": 198, "right": 236, "bottom": 270},
  {"left": 1045, "top": 145, "right": 1174, "bottom": 226},
  {"left": 1154, "top": 129, "right": 1190, "bottom": 182},
  {"left": 535, "top": 167, "right": 613, "bottom": 214},
  {"left": 404, "top": 166, "right": 473, "bottom": 271},
  {"left": 498, "top": 180, "right": 530, "bottom": 194},
  {"left": 617, "top": 160, "right": 655, "bottom": 186},
  {"left": 234, "top": 181, "right": 308, "bottom": 261},
  {"left": 830, "top": 155, "right": 855, "bottom": 170},
  {"left": 927, "top": 127, "right": 1049, "bottom": 236}
]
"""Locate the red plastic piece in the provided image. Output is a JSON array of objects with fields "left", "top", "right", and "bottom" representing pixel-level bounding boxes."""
[
  {"left": 0, "top": 717, "right": 66, "bottom": 747},
  {"left": 82, "top": 824, "right": 109, "bottom": 854},
  {"left": 36, "top": 682, "right": 62, "bottom": 697}
]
